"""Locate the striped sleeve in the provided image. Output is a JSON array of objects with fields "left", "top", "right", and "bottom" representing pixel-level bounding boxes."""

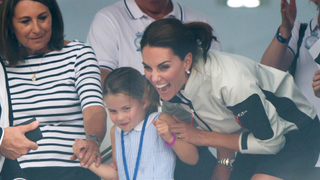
[{"left": 74, "top": 45, "right": 104, "bottom": 110}]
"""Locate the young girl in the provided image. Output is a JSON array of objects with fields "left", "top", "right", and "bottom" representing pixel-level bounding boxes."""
[{"left": 73, "top": 67, "right": 199, "bottom": 180}]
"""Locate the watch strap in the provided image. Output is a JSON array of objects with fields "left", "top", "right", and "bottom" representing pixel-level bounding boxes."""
[{"left": 276, "top": 27, "right": 291, "bottom": 44}]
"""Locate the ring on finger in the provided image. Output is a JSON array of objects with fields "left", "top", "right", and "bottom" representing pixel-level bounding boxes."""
[
  {"left": 177, "top": 134, "right": 182, "bottom": 139},
  {"left": 94, "top": 151, "right": 99, "bottom": 156}
]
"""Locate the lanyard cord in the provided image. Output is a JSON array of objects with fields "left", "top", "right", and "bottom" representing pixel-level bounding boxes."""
[{"left": 121, "top": 113, "right": 149, "bottom": 180}]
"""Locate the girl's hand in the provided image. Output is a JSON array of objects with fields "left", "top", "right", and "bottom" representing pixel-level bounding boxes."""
[
  {"left": 280, "top": 0, "right": 296, "bottom": 34},
  {"left": 152, "top": 118, "right": 174, "bottom": 144},
  {"left": 70, "top": 138, "right": 86, "bottom": 160},
  {"left": 312, "top": 70, "right": 320, "bottom": 98}
]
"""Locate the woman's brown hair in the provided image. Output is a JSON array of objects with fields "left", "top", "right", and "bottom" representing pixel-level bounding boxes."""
[
  {"left": 0, "top": 0, "right": 64, "bottom": 66},
  {"left": 140, "top": 18, "right": 214, "bottom": 64},
  {"left": 140, "top": 18, "right": 215, "bottom": 102}
]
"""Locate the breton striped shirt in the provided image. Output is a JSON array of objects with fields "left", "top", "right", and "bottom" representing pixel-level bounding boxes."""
[
  {"left": 5, "top": 40, "right": 104, "bottom": 169},
  {"left": 115, "top": 112, "right": 175, "bottom": 180}
]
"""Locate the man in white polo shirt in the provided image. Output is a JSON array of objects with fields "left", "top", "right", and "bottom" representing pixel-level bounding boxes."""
[
  {"left": 87, "top": 0, "right": 221, "bottom": 83},
  {"left": 87, "top": 1, "right": 222, "bottom": 179}
]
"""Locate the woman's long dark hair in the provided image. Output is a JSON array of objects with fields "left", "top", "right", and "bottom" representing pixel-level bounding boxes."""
[
  {"left": 0, "top": 0, "right": 64, "bottom": 66},
  {"left": 140, "top": 18, "right": 214, "bottom": 102},
  {"left": 140, "top": 18, "right": 214, "bottom": 63}
]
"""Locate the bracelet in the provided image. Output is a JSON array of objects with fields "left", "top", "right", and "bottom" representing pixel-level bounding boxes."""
[
  {"left": 164, "top": 133, "right": 176, "bottom": 147},
  {"left": 217, "top": 158, "right": 235, "bottom": 170},
  {"left": 86, "top": 134, "right": 100, "bottom": 146},
  {"left": 276, "top": 27, "right": 291, "bottom": 44}
]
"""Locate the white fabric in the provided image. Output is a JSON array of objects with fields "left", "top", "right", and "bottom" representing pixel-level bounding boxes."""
[
  {"left": 0, "top": 61, "right": 10, "bottom": 172},
  {"left": 174, "top": 50, "right": 317, "bottom": 154},
  {"left": 288, "top": 16, "right": 320, "bottom": 167},
  {"left": 86, "top": 0, "right": 221, "bottom": 74},
  {"left": 115, "top": 112, "right": 175, "bottom": 180}
]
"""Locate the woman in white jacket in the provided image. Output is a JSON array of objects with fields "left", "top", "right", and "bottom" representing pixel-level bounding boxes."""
[{"left": 141, "top": 18, "right": 320, "bottom": 180}]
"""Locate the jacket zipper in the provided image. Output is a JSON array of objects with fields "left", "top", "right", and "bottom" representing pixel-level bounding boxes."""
[{"left": 178, "top": 92, "right": 213, "bottom": 132}]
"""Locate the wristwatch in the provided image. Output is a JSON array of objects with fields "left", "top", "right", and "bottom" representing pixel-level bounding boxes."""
[{"left": 217, "top": 158, "right": 235, "bottom": 170}]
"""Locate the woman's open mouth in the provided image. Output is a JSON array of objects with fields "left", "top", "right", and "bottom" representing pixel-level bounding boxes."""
[{"left": 156, "top": 83, "right": 170, "bottom": 93}]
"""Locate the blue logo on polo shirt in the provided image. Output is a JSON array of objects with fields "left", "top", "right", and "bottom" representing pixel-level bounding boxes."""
[{"left": 134, "top": 32, "right": 143, "bottom": 52}]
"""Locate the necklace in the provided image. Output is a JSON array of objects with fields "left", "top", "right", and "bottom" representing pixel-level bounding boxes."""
[{"left": 25, "top": 54, "right": 45, "bottom": 81}]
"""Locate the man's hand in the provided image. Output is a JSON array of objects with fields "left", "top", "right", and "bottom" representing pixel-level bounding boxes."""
[
  {"left": 279, "top": 0, "right": 296, "bottom": 36},
  {"left": 0, "top": 121, "right": 39, "bottom": 159}
]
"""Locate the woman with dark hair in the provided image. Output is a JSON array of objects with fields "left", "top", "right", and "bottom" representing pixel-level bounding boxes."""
[
  {"left": 141, "top": 18, "right": 320, "bottom": 180},
  {"left": 0, "top": 0, "right": 106, "bottom": 179}
]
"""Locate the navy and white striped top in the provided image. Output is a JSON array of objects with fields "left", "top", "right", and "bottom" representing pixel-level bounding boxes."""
[
  {"left": 5, "top": 40, "right": 104, "bottom": 169},
  {"left": 115, "top": 112, "right": 176, "bottom": 180}
]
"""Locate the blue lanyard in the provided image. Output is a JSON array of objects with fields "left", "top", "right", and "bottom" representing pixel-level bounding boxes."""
[{"left": 121, "top": 113, "right": 149, "bottom": 180}]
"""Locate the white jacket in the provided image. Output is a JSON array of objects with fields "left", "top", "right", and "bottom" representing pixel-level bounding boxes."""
[{"left": 169, "top": 50, "right": 317, "bottom": 155}]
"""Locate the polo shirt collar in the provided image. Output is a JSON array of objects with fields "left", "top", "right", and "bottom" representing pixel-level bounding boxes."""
[
  {"left": 310, "top": 15, "right": 319, "bottom": 32},
  {"left": 124, "top": 0, "right": 183, "bottom": 21},
  {"left": 116, "top": 115, "right": 153, "bottom": 135}
]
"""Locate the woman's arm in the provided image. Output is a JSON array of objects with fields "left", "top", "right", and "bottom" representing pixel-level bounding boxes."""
[
  {"left": 82, "top": 105, "right": 107, "bottom": 167},
  {"left": 71, "top": 105, "right": 106, "bottom": 168},
  {"left": 72, "top": 44, "right": 107, "bottom": 168},
  {"left": 212, "top": 148, "right": 235, "bottom": 180},
  {"left": 154, "top": 113, "right": 199, "bottom": 165},
  {"left": 169, "top": 116, "right": 240, "bottom": 151}
]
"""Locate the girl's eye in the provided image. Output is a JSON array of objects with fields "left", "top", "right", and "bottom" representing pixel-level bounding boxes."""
[
  {"left": 124, "top": 107, "right": 130, "bottom": 111},
  {"left": 108, "top": 110, "right": 116, "bottom": 113}
]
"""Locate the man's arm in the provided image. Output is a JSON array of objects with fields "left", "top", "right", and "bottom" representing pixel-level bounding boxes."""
[
  {"left": 260, "top": 28, "right": 294, "bottom": 71},
  {"left": 260, "top": 0, "right": 296, "bottom": 70},
  {"left": 100, "top": 68, "right": 111, "bottom": 88},
  {"left": 87, "top": 10, "right": 119, "bottom": 85}
]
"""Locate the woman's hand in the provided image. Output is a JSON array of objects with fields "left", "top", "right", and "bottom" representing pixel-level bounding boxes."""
[
  {"left": 312, "top": 70, "right": 320, "bottom": 98},
  {"left": 280, "top": 0, "right": 296, "bottom": 35},
  {"left": 70, "top": 138, "right": 101, "bottom": 168},
  {"left": 152, "top": 118, "right": 174, "bottom": 143},
  {"left": 169, "top": 115, "right": 205, "bottom": 146}
]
